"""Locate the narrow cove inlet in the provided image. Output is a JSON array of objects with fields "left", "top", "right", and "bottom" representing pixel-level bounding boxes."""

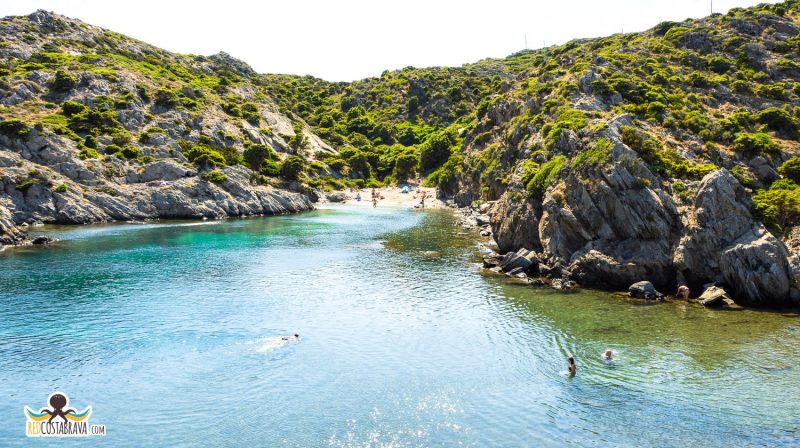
[{"left": 1, "top": 205, "right": 798, "bottom": 447}]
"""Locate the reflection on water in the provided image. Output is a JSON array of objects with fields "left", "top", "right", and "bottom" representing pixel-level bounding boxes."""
[{"left": 0, "top": 205, "right": 798, "bottom": 447}]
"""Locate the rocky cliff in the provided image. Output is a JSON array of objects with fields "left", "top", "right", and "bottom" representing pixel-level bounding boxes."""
[{"left": 0, "top": 10, "right": 325, "bottom": 245}]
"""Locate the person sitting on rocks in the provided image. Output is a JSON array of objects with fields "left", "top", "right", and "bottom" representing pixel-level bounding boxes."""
[
  {"left": 677, "top": 285, "right": 690, "bottom": 300},
  {"left": 567, "top": 356, "right": 577, "bottom": 377}
]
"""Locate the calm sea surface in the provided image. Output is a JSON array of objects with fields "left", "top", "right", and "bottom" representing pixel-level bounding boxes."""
[{"left": 1, "top": 205, "right": 798, "bottom": 447}]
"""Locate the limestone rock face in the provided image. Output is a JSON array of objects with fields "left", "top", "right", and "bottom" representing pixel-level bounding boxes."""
[
  {"left": 0, "top": 199, "right": 28, "bottom": 246},
  {"left": 487, "top": 161, "right": 794, "bottom": 305},
  {"left": 719, "top": 228, "right": 791, "bottom": 306},
  {"left": 674, "top": 169, "right": 791, "bottom": 304},
  {"left": 0, "top": 141, "right": 314, "bottom": 241},
  {"left": 490, "top": 191, "right": 541, "bottom": 253}
]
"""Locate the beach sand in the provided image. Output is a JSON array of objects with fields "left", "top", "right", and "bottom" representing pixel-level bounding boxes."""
[{"left": 324, "top": 185, "right": 446, "bottom": 209}]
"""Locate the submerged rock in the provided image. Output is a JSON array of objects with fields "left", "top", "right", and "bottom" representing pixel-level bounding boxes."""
[{"left": 31, "top": 235, "right": 55, "bottom": 245}]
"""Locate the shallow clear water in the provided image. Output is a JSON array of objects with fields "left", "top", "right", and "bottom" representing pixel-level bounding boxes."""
[{"left": 1, "top": 205, "right": 799, "bottom": 447}]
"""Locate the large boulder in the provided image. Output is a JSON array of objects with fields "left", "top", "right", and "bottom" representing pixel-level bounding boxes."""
[
  {"left": 628, "top": 281, "right": 663, "bottom": 300},
  {"left": 698, "top": 286, "right": 735, "bottom": 307},
  {"left": 500, "top": 248, "right": 536, "bottom": 272},
  {"left": 674, "top": 169, "right": 791, "bottom": 305},
  {"left": 719, "top": 228, "right": 791, "bottom": 306}
]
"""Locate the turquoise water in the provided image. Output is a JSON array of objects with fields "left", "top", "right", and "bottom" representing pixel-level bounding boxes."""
[{"left": 1, "top": 205, "right": 799, "bottom": 447}]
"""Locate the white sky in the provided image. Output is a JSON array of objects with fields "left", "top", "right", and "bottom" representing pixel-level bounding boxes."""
[{"left": 0, "top": 0, "right": 783, "bottom": 81}]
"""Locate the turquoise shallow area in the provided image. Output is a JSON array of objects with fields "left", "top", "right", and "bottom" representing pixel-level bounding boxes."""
[{"left": 1, "top": 205, "right": 798, "bottom": 447}]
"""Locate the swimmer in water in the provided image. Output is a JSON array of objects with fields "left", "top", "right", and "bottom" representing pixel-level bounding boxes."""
[
  {"left": 567, "top": 356, "right": 577, "bottom": 377},
  {"left": 281, "top": 333, "right": 300, "bottom": 341},
  {"left": 601, "top": 349, "right": 613, "bottom": 361}
]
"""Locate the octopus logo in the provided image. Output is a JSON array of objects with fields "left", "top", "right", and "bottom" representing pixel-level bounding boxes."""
[{"left": 24, "top": 392, "right": 105, "bottom": 437}]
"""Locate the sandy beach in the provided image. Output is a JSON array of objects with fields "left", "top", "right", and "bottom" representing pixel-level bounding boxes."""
[{"left": 323, "top": 184, "right": 447, "bottom": 209}]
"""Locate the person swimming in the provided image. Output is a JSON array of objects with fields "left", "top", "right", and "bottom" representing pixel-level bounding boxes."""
[
  {"left": 601, "top": 349, "right": 613, "bottom": 360},
  {"left": 281, "top": 333, "right": 300, "bottom": 341},
  {"left": 567, "top": 356, "right": 577, "bottom": 377}
]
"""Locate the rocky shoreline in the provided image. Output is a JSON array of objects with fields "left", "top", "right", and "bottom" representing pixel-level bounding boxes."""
[
  {"left": 451, "top": 179, "right": 800, "bottom": 309},
  {"left": 0, "top": 132, "right": 314, "bottom": 248}
]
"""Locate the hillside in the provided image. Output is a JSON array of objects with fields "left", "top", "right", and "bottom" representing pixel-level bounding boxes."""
[
  {"left": 0, "top": 9, "right": 327, "bottom": 245},
  {"left": 3, "top": 3, "right": 800, "bottom": 305}
]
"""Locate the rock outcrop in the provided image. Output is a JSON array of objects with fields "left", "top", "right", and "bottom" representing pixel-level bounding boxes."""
[
  {"left": 1, "top": 134, "right": 313, "bottom": 232},
  {"left": 628, "top": 281, "right": 663, "bottom": 300},
  {"left": 675, "top": 169, "right": 792, "bottom": 305}
]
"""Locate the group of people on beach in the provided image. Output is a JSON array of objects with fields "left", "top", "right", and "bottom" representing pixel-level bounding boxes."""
[
  {"left": 370, "top": 188, "right": 382, "bottom": 207},
  {"left": 566, "top": 349, "right": 614, "bottom": 377}
]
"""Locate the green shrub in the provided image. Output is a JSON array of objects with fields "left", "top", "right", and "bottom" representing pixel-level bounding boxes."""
[
  {"left": 154, "top": 88, "right": 181, "bottom": 108},
  {"left": 664, "top": 26, "right": 691, "bottom": 44},
  {"left": 183, "top": 145, "right": 226, "bottom": 168},
  {"left": 262, "top": 159, "right": 281, "bottom": 176},
  {"left": 279, "top": 155, "right": 305, "bottom": 180},
  {"left": 731, "top": 80, "right": 753, "bottom": 94},
  {"left": 526, "top": 155, "right": 566, "bottom": 199},
  {"left": 104, "top": 144, "right": 121, "bottom": 155},
  {"left": 241, "top": 102, "right": 260, "bottom": 124},
  {"left": 222, "top": 102, "right": 241, "bottom": 117},
  {"left": 50, "top": 70, "right": 76, "bottom": 92},
  {"left": 419, "top": 131, "right": 455, "bottom": 171},
  {"left": 84, "top": 134, "right": 98, "bottom": 148},
  {"left": 778, "top": 156, "right": 800, "bottom": 183},
  {"left": 755, "top": 107, "right": 799, "bottom": 136},
  {"left": 79, "top": 147, "right": 100, "bottom": 159},
  {"left": 620, "top": 126, "right": 662, "bottom": 166},
  {"left": 708, "top": 56, "right": 733, "bottom": 74},
  {"left": 201, "top": 170, "right": 228, "bottom": 183},
  {"left": 426, "top": 152, "right": 462, "bottom": 186},
  {"left": 573, "top": 138, "right": 612, "bottom": 168},
  {"left": 53, "top": 183, "right": 68, "bottom": 193},
  {"left": 62, "top": 100, "right": 87, "bottom": 116},
  {"left": 288, "top": 124, "right": 308, "bottom": 150},
  {"left": 733, "top": 132, "right": 778, "bottom": 156},
  {"left": 15, "top": 178, "right": 37, "bottom": 192},
  {"left": 243, "top": 144, "right": 272, "bottom": 171},
  {"left": 756, "top": 83, "right": 787, "bottom": 101},
  {"left": 67, "top": 108, "right": 120, "bottom": 133},
  {"left": 731, "top": 165, "right": 755, "bottom": 188},
  {"left": 394, "top": 151, "right": 419, "bottom": 182},
  {"left": 119, "top": 144, "right": 141, "bottom": 159},
  {"left": 0, "top": 119, "right": 31, "bottom": 139},
  {"left": 111, "top": 128, "right": 132, "bottom": 145},
  {"left": 753, "top": 183, "right": 800, "bottom": 235}
]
